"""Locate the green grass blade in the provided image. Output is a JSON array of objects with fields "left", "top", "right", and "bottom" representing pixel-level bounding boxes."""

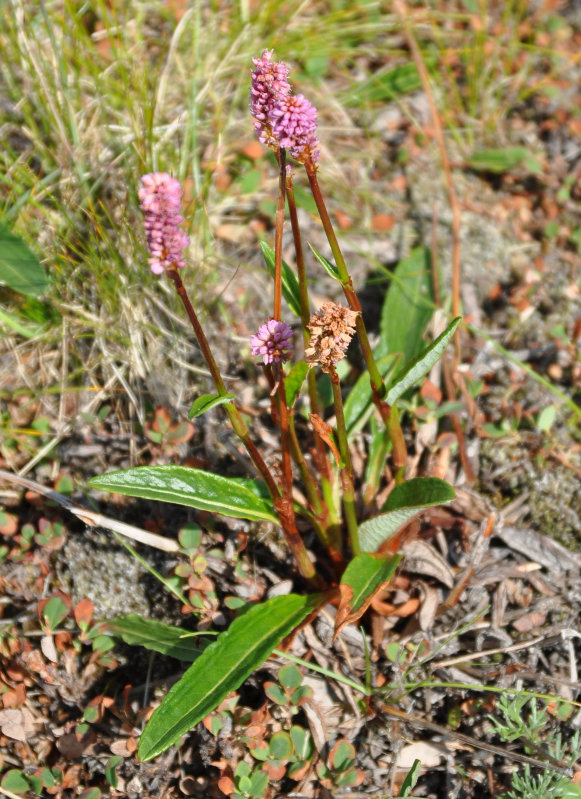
[{"left": 385, "top": 317, "right": 461, "bottom": 406}]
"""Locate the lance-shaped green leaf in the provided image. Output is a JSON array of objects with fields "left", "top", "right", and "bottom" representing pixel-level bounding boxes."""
[
  {"left": 0, "top": 222, "right": 49, "bottom": 297},
  {"left": 385, "top": 317, "right": 461, "bottom": 406},
  {"left": 467, "top": 147, "right": 542, "bottom": 175},
  {"left": 359, "top": 477, "right": 455, "bottom": 552},
  {"left": 376, "top": 247, "right": 434, "bottom": 363},
  {"left": 89, "top": 466, "right": 279, "bottom": 524},
  {"left": 188, "top": 393, "right": 235, "bottom": 419},
  {"left": 107, "top": 615, "right": 208, "bottom": 662},
  {"left": 335, "top": 552, "right": 401, "bottom": 636},
  {"left": 342, "top": 56, "right": 437, "bottom": 104},
  {"left": 285, "top": 360, "right": 309, "bottom": 408},
  {"left": 260, "top": 241, "right": 302, "bottom": 317},
  {"left": 308, "top": 243, "right": 341, "bottom": 282},
  {"left": 138, "top": 593, "right": 322, "bottom": 760},
  {"left": 344, "top": 353, "right": 399, "bottom": 435}
]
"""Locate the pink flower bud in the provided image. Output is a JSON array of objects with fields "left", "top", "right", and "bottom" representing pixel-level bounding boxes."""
[
  {"left": 138, "top": 173, "right": 189, "bottom": 274},
  {"left": 250, "top": 319, "right": 294, "bottom": 365}
]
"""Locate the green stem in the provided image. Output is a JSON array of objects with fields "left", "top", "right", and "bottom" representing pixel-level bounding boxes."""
[
  {"left": 330, "top": 368, "right": 360, "bottom": 556},
  {"left": 274, "top": 371, "right": 319, "bottom": 583},
  {"left": 288, "top": 412, "right": 324, "bottom": 517},
  {"left": 273, "top": 648, "right": 369, "bottom": 695}
]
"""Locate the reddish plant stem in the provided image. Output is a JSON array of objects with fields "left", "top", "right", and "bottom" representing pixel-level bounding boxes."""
[
  {"left": 286, "top": 179, "right": 338, "bottom": 540},
  {"left": 329, "top": 368, "right": 360, "bottom": 556},
  {"left": 168, "top": 270, "right": 317, "bottom": 580},
  {"left": 275, "top": 369, "right": 319, "bottom": 582},
  {"left": 273, "top": 149, "right": 286, "bottom": 321}
]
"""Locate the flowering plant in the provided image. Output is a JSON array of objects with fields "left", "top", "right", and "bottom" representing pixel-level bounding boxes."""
[{"left": 90, "top": 50, "right": 461, "bottom": 763}]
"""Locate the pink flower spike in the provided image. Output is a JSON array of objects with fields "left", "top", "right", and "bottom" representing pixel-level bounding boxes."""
[
  {"left": 250, "top": 49, "right": 291, "bottom": 149},
  {"left": 138, "top": 172, "right": 189, "bottom": 274},
  {"left": 250, "top": 319, "right": 294, "bottom": 365},
  {"left": 271, "top": 93, "right": 319, "bottom": 164}
]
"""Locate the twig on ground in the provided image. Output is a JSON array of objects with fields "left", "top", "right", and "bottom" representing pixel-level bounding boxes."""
[{"left": 0, "top": 469, "right": 179, "bottom": 552}]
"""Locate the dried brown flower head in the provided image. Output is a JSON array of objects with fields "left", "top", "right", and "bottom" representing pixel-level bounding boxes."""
[{"left": 305, "top": 302, "right": 359, "bottom": 374}]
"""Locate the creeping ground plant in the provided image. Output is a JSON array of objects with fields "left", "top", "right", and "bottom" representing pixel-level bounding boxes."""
[{"left": 89, "top": 49, "right": 461, "bottom": 763}]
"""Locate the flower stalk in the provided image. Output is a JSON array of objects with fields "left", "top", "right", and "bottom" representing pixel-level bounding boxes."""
[
  {"left": 305, "top": 163, "right": 407, "bottom": 469},
  {"left": 329, "top": 368, "right": 360, "bottom": 556}
]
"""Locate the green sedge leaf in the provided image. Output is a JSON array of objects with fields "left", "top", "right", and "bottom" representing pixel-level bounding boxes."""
[
  {"left": 0, "top": 306, "right": 44, "bottom": 339},
  {"left": 138, "top": 593, "right": 322, "bottom": 760},
  {"left": 0, "top": 221, "right": 49, "bottom": 297},
  {"left": 105, "top": 756, "right": 122, "bottom": 789},
  {"left": 260, "top": 241, "right": 302, "bottom": 317},
  {"left": 89, "top": 466, "right": 279, "bottom": 524},
  {"left": 107, "top": 615, "right": 207, "bottom": 662},
  {"left": 385, "top": 317, "right": 461, "bottom": 405},
  {"left": 344, "top": 353, "right": 399, "bottom": 435},
  {"left": 188, "top": 392, "right": 235, "bottom": 419},
  {"left": 376, "top": 247, "right": 435, "bottom": 363},
  {"left": 308, "top": 243, "right": 341, "bottom": 281},
  {"left": 285, "top": 360, "right": 309, "bottom": 408}
]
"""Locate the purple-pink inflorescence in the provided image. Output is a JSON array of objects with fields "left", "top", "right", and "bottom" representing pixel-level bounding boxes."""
[
  {"left": 271, "top": 93, "right": 319, "bottom": 164},
  {"left": 138, "top": 172, "right": 189, "bottom": 275},
  {"left": 250, "top": 319, "right": 294, "bottom": 365},
  {"left": 250, "top": 50, "right": 319, "bottom": 164},
  {"left": 250, "top": 49, "right": 291, "bottom": 148}
]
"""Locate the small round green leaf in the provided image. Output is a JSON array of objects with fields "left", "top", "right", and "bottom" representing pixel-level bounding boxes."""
[{"left": 278, "top": 664, "right": 302, "bottom": 690}]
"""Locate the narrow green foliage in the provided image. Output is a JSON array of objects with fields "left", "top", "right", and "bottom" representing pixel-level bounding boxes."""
[
  {"left": 382, "top": 477, "right": 456, "bottom": 512},
  {"left": 399, "top": 758, "right": 422, "bottom": 796},
  {"left": 344, "top": 353, "right": 399, "bottom": 435},
  {"left": 260, "top": 241, "right": 302, "bottom": 316},
  {"left": 285, "top": 361, "right": 309, "bottom": 408},
  {"left": 342, "top": 58, "right": 436, "bottom": 104},
  {"left": 308, "top": 242, "right": 341, "bottom": 281},
  {"left": 385, "top": 317, "right": 461, "bottom": 406}
]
